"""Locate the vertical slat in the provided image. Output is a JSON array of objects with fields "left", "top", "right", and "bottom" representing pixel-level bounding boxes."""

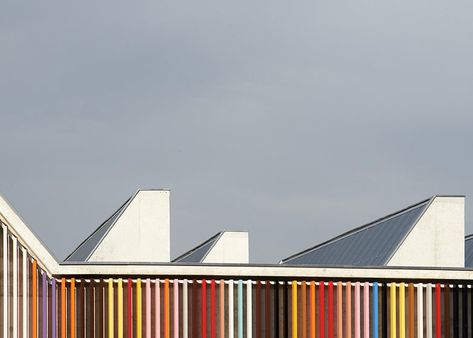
[
  {"left": 118, "top": 279, "right": 123, "bottom": 338},
  {"left": 337, "top": 282, "right": 342, "bottom": 338},
  {"left": 12, "top": 237, "right": 18, "bottom": 338},
  {"left": 33, "top": 260, "right": 37, "bottom": 338},
  {"left": 363, "top": 282, "right": 369, "bottom": 338},
  {"left": 465, "top": 285, "right": 473, "bottom": 337},
  {"left": 2, "top": 225, "right": 7, "bottom": 338},
  {"left": 453, "top": 285, "right": 458, "bottom": 338},
  {"left": 292, "top": 281, "right": 297, "bottom": 338},
  {"left": 390, "top": 282, "right": 396, "bottom": 338},
  {"left": 146, "top": 279, "right": 151, "bottom": 338},
  {"left": 408, "top": 283, "right": 414, "bottom": 338},
  {"left": 52, "top": 279, "right": 57, "bottom": 338},
  {"left": 165, "top": 279, "right": 170, "bottom": 338},
  {"left": 285, "top": 283, "right": 289, "bottom": 338},
  {"left": 193, "top": 281, "right": 197, "bottom": 338},
  {"left": 417, "top": 284, "right": 424, "bottom": 338},
  {"left": 328, "top": 282, "right": 333, "bottom": 338},
  {"left": 77, "top": 281, "right": 84, "bottom": 338},
  {"left": 265, "top": 281, "right": 270, "bottom": 338},
  {"left": 128, "top": 279, "right": 133, "bottom": 338},
  {"left": 89, "top": 281, "right": 95, "bottom": 338},
  {"left": 310, "top": 282, "right": 316, "bottom": 338},
  {"left": 237, "top": 280, "right": 243, "bottom": 338},
  {"left": 174, "top": 279, "right": 179, "bottom": 338},
  {"left": 61, "top": 278, "right": 66, "bottom": 338},
  {"left": 220, "top": 280, "right": 225, "bottom": 338},
  {"left": 346, "top": 282, "right": 352, "bottom": 338},
  {"left": 211, "top": 280, "right": 216, "bottom": 338},
  {"left": 319, "top": 281, "right": 324, "bottom": 338},
  {"left": 42, "top": 272, "right": 47, "bottom": 338},
  {"left": 302, "top": 282, "right": 307, "bottom": 338},
  {"left": 183, "top": 280, "right": 188, "bottom": 338},
  {"left": 137, "top": 279, "right": 142, "bottom": 338},
  {"left": 156, "top": 279, "right": 160, "bottom": 338},
  {"left": 108, "top": 278, "right": 113, "bottom": 338},
  {"left": 98, "top": 282, "right": 104, "bottom": 338},
  {"left": 202, "top": 280, "right": 207, "bottom": 338},
  {"left": 426, "top": 283, "right": 432, "bottom": 338},
  {"left": 22, "top": 248, "right": 27, "bottom": 338},
  {"left": 400, "top": 282, "right": 405, "bottom": 338},
  {"left": 355, "top": 282, "right": 360, "bottom": 338},
  {"left": 382, "top": 283, "right": 387, "bottom": 338},
  {"left": 256, "top": 282, "right": 261, "bottom": 338},
  {"left": 274, "top": 282, "right": 279, "bottom": 338},
  {"left": 247, "top": 280, "right": 252, "bottom": 338},
  {"left": 229, "top": 280, "right": 234, "bottom": 338},
  {"left": 462, "top": 284, "right": 467, "bottom": 338},
  {"left": 436, "top": 283, "right": 441, "bottom": 338},
  {"left": 372, "top": 282, "right": 378, "bottom": 338},
  {"left": 71, "top": 278, "right": 76, "bottom": 338},
  {"left": 444, "top": 284, "right": 450, "bottom": 338}
]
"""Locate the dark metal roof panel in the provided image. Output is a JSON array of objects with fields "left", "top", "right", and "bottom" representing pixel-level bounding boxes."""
[
  {"left": 282, "top": 199, "right": 431, "bottom": 266},
  {"left": 173, "top": 232, "right": 222, "bottom": 263},
  {"left": 465, "top": 235, "right": 473, "bottom": 267},
  {"left": 64, "top": 197, "right": 132, "bottom": 262}
]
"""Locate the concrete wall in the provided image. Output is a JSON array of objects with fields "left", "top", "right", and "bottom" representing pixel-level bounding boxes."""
[
  {"left": 89, "top": 190, "right": 170, "bottom": 262},
  {"left": 387, "top": 196, "right": 464, "bottom": 268},
  {"left": 202, "top": 231, "right": 249, "bottom": 264}
]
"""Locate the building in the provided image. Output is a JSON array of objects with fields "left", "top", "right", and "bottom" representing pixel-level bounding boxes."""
[{"left": 0, "top": 189, "right": 473, "bottom": 338}]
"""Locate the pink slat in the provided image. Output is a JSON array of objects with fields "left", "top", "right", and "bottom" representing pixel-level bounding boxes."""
[
  {"left": 174, "top": 279, "right": 179, "bottom": 338},
  {"left": 156, "top": 279, "right": 161, "bottom": 338},
  {"left": 355, "top": 282, "right": 360, "bottom": 338},
  {"left": 146, "top": 279, "right": 151, "bottom": 338}
]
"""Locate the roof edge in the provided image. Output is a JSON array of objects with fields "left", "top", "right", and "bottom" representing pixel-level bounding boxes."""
[{"left": 0, "top": 194, "right": 60, "bottom": 275}]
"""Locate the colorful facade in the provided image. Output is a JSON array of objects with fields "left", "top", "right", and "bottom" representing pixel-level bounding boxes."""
[
  {"left": 1, "top": 192, "right": 473, "bottom": 337},
  {"left": 2, "top": 222, "right": 473, "bottom": 338}
]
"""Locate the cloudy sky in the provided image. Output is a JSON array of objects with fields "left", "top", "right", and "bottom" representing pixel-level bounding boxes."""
[{"left": 0, "top": 0, "right": 472, "bottom": 263}]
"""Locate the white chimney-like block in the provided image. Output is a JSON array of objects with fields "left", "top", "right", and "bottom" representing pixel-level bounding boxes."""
[
  {"left": 202, "top": 231, "right": 249, "bottom": 264},
  {"left": 89, "top": 190, "right": 170, "bottom": 262},
  {"left": 387, "top": 196, "right": 464, "bottom": 268}
]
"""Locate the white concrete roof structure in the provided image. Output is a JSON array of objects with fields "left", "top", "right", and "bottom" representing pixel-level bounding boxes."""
[
  {"left": 65, "top": 189, "right": 170, "bottom": 263},
  {"left": 282, "top": 195, "right": 465, "bottom": 268},
  {"left": 173, "top": 231, "right": 249, "bottom": 264},
  {"left": 0, "top": 189, "right": 472, "bottom": 281}
]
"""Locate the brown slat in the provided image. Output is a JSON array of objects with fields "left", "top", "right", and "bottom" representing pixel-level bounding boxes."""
[
  {"left": 265, "top": 281, "right": 271, "bottom": 338},
  {"left": 445, "top": 284, "right": 451, "bottom": 338},
  {"left": 408, "top": 283, "right": 414, "bottom": 338},
  {"left": 256, "top": 281, "right": 261, "bottom": 338}
]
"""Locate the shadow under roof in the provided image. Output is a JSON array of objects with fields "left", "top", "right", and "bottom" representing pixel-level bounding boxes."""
[{"left": 281, "top": 197, "right": 433, "bottom": 266}]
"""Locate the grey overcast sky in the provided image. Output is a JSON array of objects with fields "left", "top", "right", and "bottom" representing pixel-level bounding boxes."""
[{"left": 1, "top": 0, "right": 472, "bottom": 263}]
